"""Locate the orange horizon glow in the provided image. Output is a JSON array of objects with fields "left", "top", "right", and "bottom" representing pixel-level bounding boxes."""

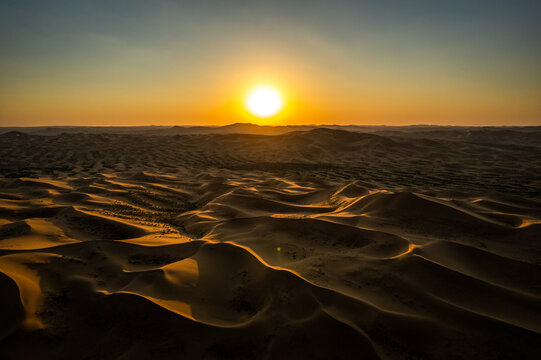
[
  {"left": 2, "top": 76, "right": 540, "bottom": 127},
  {"left": 1, "top": 70, "right": 539, "bottom": 127}
]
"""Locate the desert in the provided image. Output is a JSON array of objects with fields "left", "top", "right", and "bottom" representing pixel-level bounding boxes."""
[{"left": 0, "top": 125, "right": 540, "bottom": 359}]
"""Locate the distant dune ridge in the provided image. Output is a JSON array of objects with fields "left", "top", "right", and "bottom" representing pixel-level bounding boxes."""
[{"left": 0, "top": 125, "right": 540, "bottom": 359}]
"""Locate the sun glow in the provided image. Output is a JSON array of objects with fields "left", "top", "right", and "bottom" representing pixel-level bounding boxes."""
[{"left": 245, "top": 85, "right": 284, "bottom": 118}]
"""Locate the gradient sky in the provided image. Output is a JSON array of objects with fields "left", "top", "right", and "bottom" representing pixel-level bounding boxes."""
[{"left": 1, "top": 0, "right": 540, "bottom": 126}]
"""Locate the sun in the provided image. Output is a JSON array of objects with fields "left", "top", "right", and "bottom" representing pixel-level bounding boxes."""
[{"left": 245, "top": 85, "right": 284, "bottom": 118}]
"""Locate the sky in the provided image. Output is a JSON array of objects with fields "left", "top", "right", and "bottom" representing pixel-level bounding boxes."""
[{"left": 1, "top": 0, "right": 540, "bottom": 126}]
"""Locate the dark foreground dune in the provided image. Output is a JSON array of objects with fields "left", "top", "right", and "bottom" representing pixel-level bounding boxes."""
[{"left": 0, "top": 126, "right": 540, "bottom": 359}]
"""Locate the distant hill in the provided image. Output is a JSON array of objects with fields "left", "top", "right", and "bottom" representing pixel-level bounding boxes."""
[{"left": 2, "top": 123, "right": 540, "bottom": 138}]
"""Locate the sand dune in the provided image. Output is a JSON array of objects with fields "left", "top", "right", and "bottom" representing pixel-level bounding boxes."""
[{"left": 0, "top": 127, "right": 540, "bottom": 359}]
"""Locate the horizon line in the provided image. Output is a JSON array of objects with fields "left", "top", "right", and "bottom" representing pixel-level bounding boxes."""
[{"left": 1, "top": 122, "right": 540, "bottom": 128}]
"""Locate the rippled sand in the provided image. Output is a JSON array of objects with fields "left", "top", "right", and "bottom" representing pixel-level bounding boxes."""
[{"left": 0, "top": 127, "right": 540, "bottom": 359}]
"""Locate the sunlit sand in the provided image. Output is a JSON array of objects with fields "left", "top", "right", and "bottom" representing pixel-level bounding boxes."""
[{"left": 0, "top": 125, "right": 540, "bottom": 359}]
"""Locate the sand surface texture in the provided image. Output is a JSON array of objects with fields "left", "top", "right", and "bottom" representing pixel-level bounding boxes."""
[{"left": 0, "top": 127, "right": 540, "bottom": 359}]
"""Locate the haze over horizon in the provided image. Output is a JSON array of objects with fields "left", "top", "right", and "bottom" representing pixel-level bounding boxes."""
[{"left": 1, "top": 0, "right": 540, "bottom": 126}]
